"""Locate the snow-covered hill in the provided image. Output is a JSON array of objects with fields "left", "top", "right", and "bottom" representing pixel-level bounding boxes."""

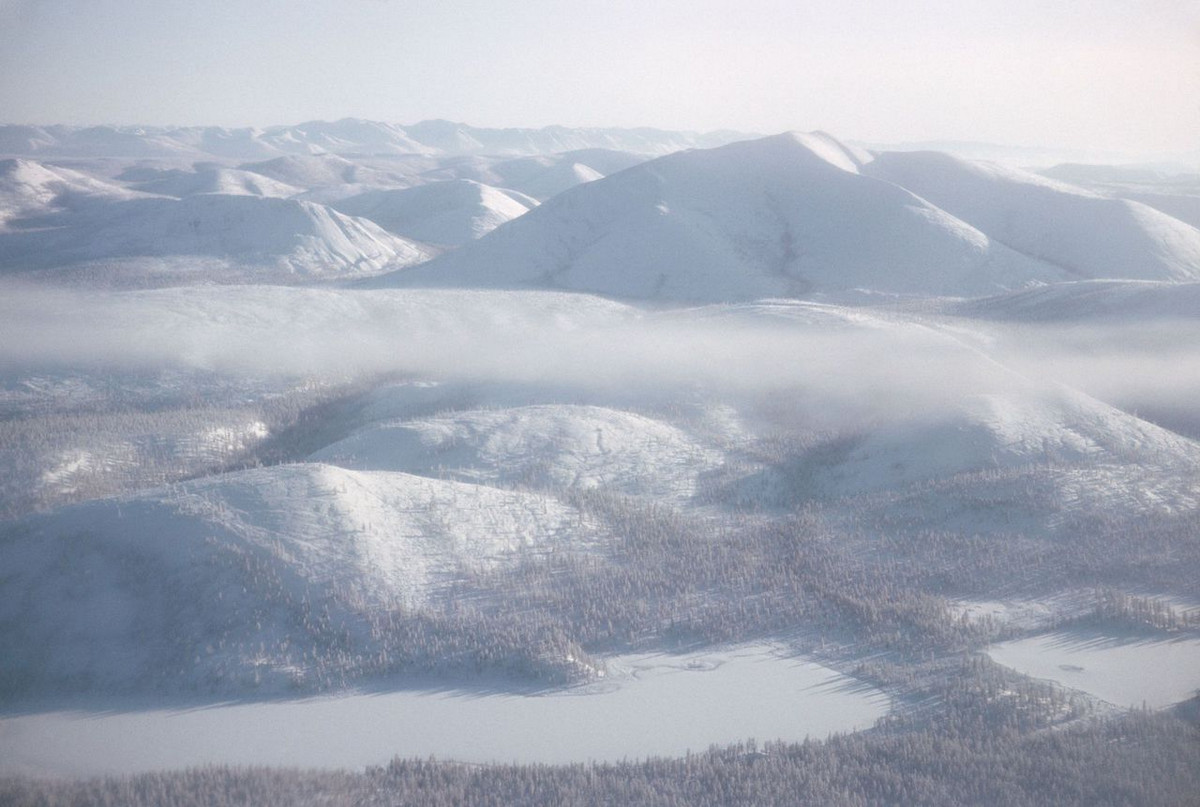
[
  {"left": 947, "top": 280, "right": 1200, "bottom": 322},
  {"left": 474, "top": 149, "right": 646, "bottom": 201},
  {"left": 369, "top": 132, "right": 1068, "bottom": 301},
  {"left": 4, "top": 117, "right": 1200, "bottom": 713},
  {"left": 333, "top": 180, "right": 534, "bottom": 246},
  {"left": 405, "top": 149, "right": 646, "bottom": 202},
  {"left": 310, "top": 404, "right": 724, "bottom": 502},
  {"left": 862, "top": 151, "right": 1200, "bottom": 282},
  {"left": 0, "top": 462, "right": 600, "bottom": 694},
  {"left": 130, "top": 166, "right": 301, "bottom": 199},
  {"left": 0, "top": 194, "right": 432, "bottom": 284},
  {"left": 237, "top": 154, "right": 408, "bottom": 191},
  {"left": 0, "top": 158, "right": 141, "bottom": 228},
  {"left": 823, "top": 386, "right": 1200, "bottom": 498}
]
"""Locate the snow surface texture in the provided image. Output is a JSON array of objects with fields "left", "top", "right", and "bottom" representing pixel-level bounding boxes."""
[{"left": 374, "top": 132, "right": 1199, "bottom": 301}]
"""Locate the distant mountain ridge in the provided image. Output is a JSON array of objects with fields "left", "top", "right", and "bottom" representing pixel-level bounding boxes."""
[
  {"left": 370, "top": 131, "right": 1200, "bottom": 301},
  {"left": 0, "top": 119, "right": 758, "bottom": 161}
]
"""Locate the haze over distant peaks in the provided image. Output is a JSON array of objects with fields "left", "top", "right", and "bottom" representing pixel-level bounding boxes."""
[{"left": 0, "top": 119, "right": 756, "bottom": 161}]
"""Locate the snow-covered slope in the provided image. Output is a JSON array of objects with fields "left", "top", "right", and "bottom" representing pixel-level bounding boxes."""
[
  {"left": 369, "top": 132, "right": 1067, "bottom": 301},
  {"left": 333, "top": 180, "right": 535, "bottom": 247},
  {"left": 862, "top": 151, "right": 1200, "bottom": 282},
  {"left": 948, "top": 280, "right": 1200, "bottom": 322},
  {"left": 501, "top": 160, "right": 604, "bottom": 202},
  {"left": 0, "top": 462, "right": 599, "bottom": 693},
  {"left": 479, "top": 152, "right": 626, "bottom": 201},
  {"left": 0, "top": 158, "right": 140, "bottom": 227},
  {"left": 0, "top": 194, "right": 432, "bottom": 283},
  {"left": 826, "top": 386, "right": 1200, "bottom": 497},
  {"left": 722, "top": 378, "right": 1200, "bottom": 536},
  {"left": 1119, "top": 193, "right": 1200, "bottom": 230},
  {"left": 237, "top": 154, "right": 408, "bottom": 190},
  {"left": 413, "top": 150, "right": 645, "bottom": 202},
  {"left": 310, "top": 404, "right": 724, "bottom": 502},
  {"left": 131, "top": 166, "right": 302, "bottom": 199}
]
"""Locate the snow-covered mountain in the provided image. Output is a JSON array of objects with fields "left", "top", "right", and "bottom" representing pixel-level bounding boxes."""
[
  {"left": 862, "top": 151, "right": 1200, "bottom": 282},
  {"left": 0, "top": 119, "right": 755, "bottom": 162},
  {"left": 815, "top": 386, "right": 1200, "bottom": 500},
  {"left": 369, "top": 132, "right": 1200, "bottom": 302},
  {"left": 0, "top": 193, "right": 432, "bottom": 284},
  {"left": 368, "top": 132, "right": 1072, "bottom": 301},
  {"left": 0, "top": 462, "right": 601, "bottom": 694},
  {"left": 4, "top": 118, "right": 1200, "bottom": 719},
  {"left": 3, "top": 279, "right": 1199, "bottom": 697},
  {"left": 310, "top": 404, "right": 724, "bottom": 503},
  {"left": 236, "top": 153, "right": 409, "bottom": 191},
  {"left": 0, "top": 158, "right": 142, "bottom": 227},
  {"left": 332, "top": 180, "right": 535, "bottom": 246},
  {"left": 128, "top": 166, "right": 302, "bottom": 199},
  {"left": 450, "top": 149, "right": 646, "bottom": 201}
]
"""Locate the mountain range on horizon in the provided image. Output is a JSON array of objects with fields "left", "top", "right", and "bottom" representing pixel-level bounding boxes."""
[
  {"left": 4, "top": 126, "right": 1199, "bottom": 297},
  {"left": 3, "top": 117, "right": 1196, "bottom": 170}
]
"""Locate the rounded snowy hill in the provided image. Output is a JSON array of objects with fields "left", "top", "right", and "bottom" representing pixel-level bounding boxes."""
[
  {"left": 310, "top": 404, "right": 724, "bottom": 503},
  {"left": 0, "top": 194, "right": 433, "bottom": 284},
  {"left": 333, "top": 180, "right": 535, "bottom": 247},
  {"left": 369, "top": 132, "right": 1070, "bottom": 301},
  {"left": 862, "top": 151, "right": 1200, "bottom": 282},
  {"left": 130, "top": 166, "right": 302, "bottom": 199},
  {"left": 823, "top": 385, "right": 1200, "bottom": 498},
  {"left": 414, "top": 149, "right": 640, "bottom": 202},
  {"left": 0, "top": 158, "right": 142, "bottom": 228},
  {"left": 238, "top": 153, "right": 408, "bottom": 190},
  {"left": 481, "top": 149, "right": 643, "bottom": 201},
  {"left": 0, "top": 462, "right": 601, "bottom": 695}
]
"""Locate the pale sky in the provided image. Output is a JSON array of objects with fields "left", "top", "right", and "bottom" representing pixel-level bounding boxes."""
[{"left": 1, "top": 0, "right": 1196, "bottom": 156}]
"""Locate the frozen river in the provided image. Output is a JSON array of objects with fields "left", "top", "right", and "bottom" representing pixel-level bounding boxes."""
[{"left": 0, "top": 643, "right": 891, "bottom": 778}]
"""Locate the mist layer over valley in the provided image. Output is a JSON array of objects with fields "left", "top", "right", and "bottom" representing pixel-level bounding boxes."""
[{"left": 2, "top": 122, "right": 1199, "bottom": 804}]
